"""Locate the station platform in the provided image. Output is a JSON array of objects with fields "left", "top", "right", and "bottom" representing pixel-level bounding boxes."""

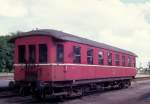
[
  {"left": 0, "top": 73, "right": 13, "bottom": 80},
  {"left": 136, "top": 74, "right": 150, "bottom": 78}
]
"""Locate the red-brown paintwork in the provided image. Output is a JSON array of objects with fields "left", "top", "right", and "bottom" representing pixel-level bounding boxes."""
[{"left": 14, "top": 35, "right": 136, "bottom": 81}]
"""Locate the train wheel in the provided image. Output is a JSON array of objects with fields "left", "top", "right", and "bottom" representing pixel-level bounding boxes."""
[
  {"left": 8, "top": 81, "right": 15, "bottom": 89},
  {"left": 125, "top": 80, "right": 131, "bottom": 88},
  {"left": 32, "top": 91, "right": 42, "bottom": 101},
  {"left": 31, "top": 88, "right": 46, "bottom": 101},
  {"left": 98, "top": 83, "right": 105, "bottom": 91},
  {"left": 59, "top": 95, "right": 66, "bottom": 102},
  {"left": 81, "top": 87, "right": 85, "bottom": 97},
  {"left": 19, "top": 87, "right": 25, "bottom": 96},
  {"left": 19, "top": 86, "right": 30, "bottom": 96},
  {"left": 118, "top": 81, "right": 125, "bottom": 89},
  {"left": 40, "top": 89, "right": 46, "bottom": 101},
  {"left": 128, "top": 80, "right": 131, "bottom": 86},
  {"left": 75, "top": 87, "right": 84, "bottom": 98}
]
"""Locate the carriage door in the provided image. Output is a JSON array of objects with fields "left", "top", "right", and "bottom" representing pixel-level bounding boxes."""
[
  {"left": 25, "top": 45, "right": 37, "bottom": 81},
  {"left": 56, "top": 44, "right": 66, "bottom": 80}
]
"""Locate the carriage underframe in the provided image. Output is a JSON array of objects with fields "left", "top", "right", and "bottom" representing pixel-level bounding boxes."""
[{"left": 15, "top": 76, "right": 132, "bottom": 100}]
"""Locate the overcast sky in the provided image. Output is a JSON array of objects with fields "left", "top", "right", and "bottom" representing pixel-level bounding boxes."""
[{"left": 0, "top": 0, "right": 150, "bottom": 67}]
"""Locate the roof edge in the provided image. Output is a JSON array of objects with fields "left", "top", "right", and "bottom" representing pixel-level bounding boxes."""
[{"left": 9, "top": 29, "right": 137, "bottom": 57}]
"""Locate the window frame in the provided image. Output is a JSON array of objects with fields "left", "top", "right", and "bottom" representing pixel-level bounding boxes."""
[
  {"left": 98, "top": 50, "right": 104, "bottom": 65},
  {"left": 39, "top": 44, "right": 48, "bottom": 63},
  {"left": 133, "top": 57, "right": 136, "bottom": 67},
  {"left": 28, "top": 44, "right": 36, "bottom": 63},
  {"left": 107, "top": 51, "right": 112, "bottom": 65},
  {"left": 18, "top": 45, "right": 26, "bottom": 63},
  {"left": 122, "top": 55, "right": 126, "bottom": 66},
  {"left": 128, "top": 56, "right": 132, "bottom": 67},
  {"left": 115, "top": 53, "right": 120, "bottom": 66},
  {"left": 87, "top": 48, "right": 93, "bottom": 64},
  {"left": 56, "top": 44, "right": 64, "bottom": 63},
  {"left": 73, "top": 46, "right": 81, "bottom": 64}
]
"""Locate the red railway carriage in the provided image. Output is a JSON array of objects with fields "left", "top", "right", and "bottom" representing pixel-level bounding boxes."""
[{"left": 10, "top": 29, "right": 136, "bottom": 99}]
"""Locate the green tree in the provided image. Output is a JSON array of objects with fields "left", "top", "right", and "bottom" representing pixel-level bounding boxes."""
[{"left": 0, "top": 34, "right": 15, "bottom": 72}]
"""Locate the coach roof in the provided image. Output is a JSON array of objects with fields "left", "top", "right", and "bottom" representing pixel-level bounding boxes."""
[{"left": 10, "top": 29, "right": 137, "bottom": 56}]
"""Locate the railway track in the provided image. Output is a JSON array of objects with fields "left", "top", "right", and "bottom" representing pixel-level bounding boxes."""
[
  {"left": 0, "top": 91, "right": 18, "bottom": 98},
  {"left": 0, "top": 87, "right": 18, "bottom": 98}
]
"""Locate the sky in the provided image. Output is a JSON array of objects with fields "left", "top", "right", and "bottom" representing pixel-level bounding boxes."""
[{"left": 0, "top": 0, "right": 150, "bottom": 67}]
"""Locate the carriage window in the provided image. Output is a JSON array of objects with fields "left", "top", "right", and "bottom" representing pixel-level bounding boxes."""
[
  {"left": 56, "top": 44, "right": 64, "bottom": 63},
  {"left": 122, "top": 55, "right": 125, "bottom": 66},
  {"left": 133, "top": 57, "right": 136, "bottom": 67},
  {"left": 39, "top": 44, "right": 47, "bottom": 63},
  {"left": 73, "top": 46, "right": 81, "bottom": 63},
  {"left": 29, "top": 45, "right": 36, "bottom": 63},
  {"left": 98, "top": 51, "right": 103, "bottom": 65},
  {"left": 18, "top": 45, "right": 26, "bottom": 63},
  {"left": 108, "top": 52, "right": 112, "bottom": 65},
  {"left": 133, "top": 63, "right": 136, "bottom": 67},
  {"left": 115, "top": 54, "right": 120, "bottom": 66},
  {"left": 128, "top": 57, "right": 132, "bottom": 67},
  {"left": 87, "top": 49, "right": 93, "bottom": 64}
]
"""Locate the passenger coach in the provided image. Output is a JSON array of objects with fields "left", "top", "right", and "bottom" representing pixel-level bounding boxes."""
[{"left": 10, "top": 29, "right": 137, "bottom": 99}]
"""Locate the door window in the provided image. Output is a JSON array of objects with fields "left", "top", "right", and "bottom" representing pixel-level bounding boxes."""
[
  {"left": 39, "top": 44, "right": 47, "bottom": 63},
  {"left": 18, "top": 45, "right": 26, "bottom": 63},
  {"left": 56, "top": 44, "right": 64, "bottom": 63},
  {"left": 29, "top": 45, "right": 36, "bottom": 63}
]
